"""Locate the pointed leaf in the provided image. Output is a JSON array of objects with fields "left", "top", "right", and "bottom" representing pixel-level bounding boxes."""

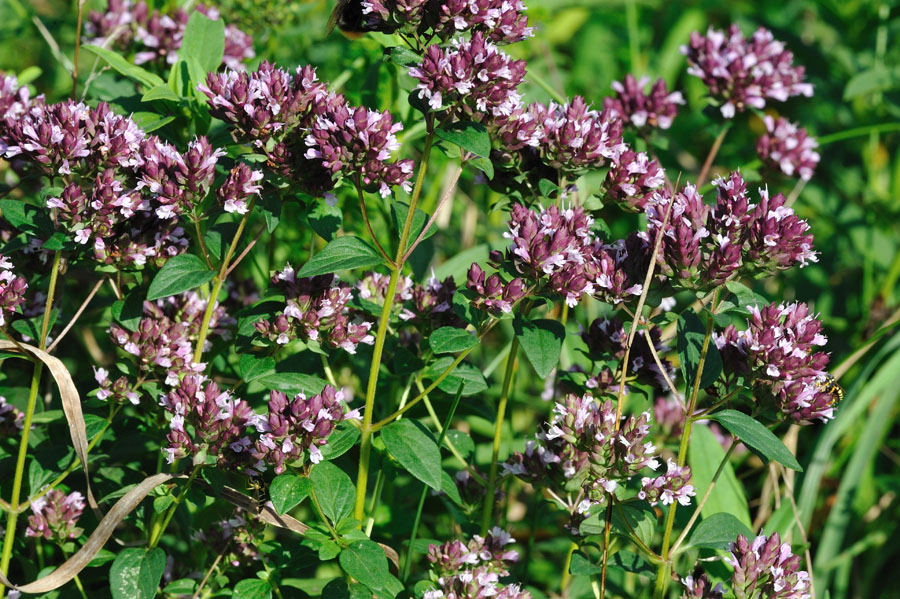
[
  {"left": 297, "top": 236, "right": 385, "bottom": 278},
  {"left": 310, "top": 461, "right": 355, "bottom": 525},
  {"left": 380, "top": 419, "right": 442, "bottom": 490},
  {"left": 687, "top": 512, "right": 754, "bottom": 550},
  {"left": 708, "top": 410, "right": 802, "bottom": 471},
  {"left": 514, "top": 317, "right": 566, "bottom": 378},
  {"left": 146, "top": 254, "right": 215, "bottom": 301},
  {"left": 269, "top": 474, "right": 313, "bottom": 515},
  {"left": 428, "top": 327, "right": 478, "bottom": 354}
]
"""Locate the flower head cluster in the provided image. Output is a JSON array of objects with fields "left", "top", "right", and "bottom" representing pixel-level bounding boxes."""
[
  {"left": 506, "top": 394, "right": 660, "bottom": 513},
  {"left": 424, "top": 528, "right": 530, "bottom": 599},
  {"left": 530, "top": 98, "right": 626, "bottom": 172},
  {"left": 0, "top": 396, "right": 24, "bottom": 437},
  {"left": 646, "top": 172, "right": 816, "bottom": 290},
  {"left": 25, "top": 489, "right": 85, "bottom": 543},
  {"left": 604, "top": 75, "right": 685, "bottom": 130},
  {"left": 254, "top": 385, "right": 360, "bottom": 473},
  {"left": 160, "top": 376, "right": 259, "bottom": 468},
  {"left": 581, "top": 316, "right": 674, "bottom": 390},
  {"left": 682, "top": 25, "right": 813, "bottom": 118},
  {"left": 0, "top": 96, "right": 221, "bottom": 267},
  {"left": 110, "top": 292, "right": 232, "bottom": 385},
  {"left": 726, "top": 533, "right": 811, "bottom": 599},
  {"left": 409, "top": 33, "right": 526, "bottom": 120},
  {"left": 0, "top": 73, "right": 33, "bottom": 122},
  {"left": 93, "top": 367, "right": 140, "bottom": 405},
  {"left": 217, "top": 163, "right": 263, "bottom": 214},
  {"left": 360, "top": 0, "right": 532, "bottom": 44},
  {"left": 639, "top": 458, "right": 695, "bottom": 506},
  {"left": 254, "top": 266, "right": 375, "bottom": 354},
  {"left": 602, "top": 149, "right": 667, "bottom": 211},
  {"left": 466, "top": 263, "right": 526, "bottom": 315},
  {"left": 86, "top": 1, "right": 254, "bottom": 70},
  {"left": 715, "top": 301, "right": 834, "bottom": 422},
  {"left": 0, "top": 255, "right": 27, "bottom": 327},
  {"left": 201, "top": 63, "right": 413, "bottom": 197},
  {"left": 756, "top": 116, "right": 819, "bottom": 181},
  {"left": 681, "top": 571, "right": 726, "bottom": 599},
  {"left": 500, "top": 203, "right": 643, "bottom": 307}
]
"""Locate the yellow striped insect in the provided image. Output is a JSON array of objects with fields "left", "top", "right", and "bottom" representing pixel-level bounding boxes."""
[{"left": 816, "top": 373, "right": 844, "bottom": 407}]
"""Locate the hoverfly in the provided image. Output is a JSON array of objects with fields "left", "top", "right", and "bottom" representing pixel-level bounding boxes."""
[{"left": 816, "top": 373, "right": 844, "bottom": 407}]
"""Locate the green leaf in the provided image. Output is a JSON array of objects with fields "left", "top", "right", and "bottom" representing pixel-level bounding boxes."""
[
  {"left": 676, "top": 310, "right": 723, "bottom": 389},
  {"left": 82, "top": 45, "right": 165, "bottom": 89},
  {"left": 257, "top": 372, "right": 328, "bottom": 396},
  {"left": 141, "top": 84, "right": 180, "bottom": 103},
  {"left": 310, "top": 461, "right": 355, "bottom": 525},
  {"left": 270, "top": 474, "right": 312, "bottom": 515},
  {"left": 609, "top": 551, "right": 655, "bottom": 576},
  {"left": 435, "top": 121, "right": 491, "bottom": 158},
  {"left": 380, "top": 419, "right": 442, "bottom": 491},
  {"left": 233, "top": 579, "right": 273, "bottom": 599},
  {"left": 514, "top": 317, "right": 566, "bottom": 378},
  {"left": 428, "top": 327, "right": 478, "bottom": 354},
  {"left": 239, "top": 354, "right": 275, "bottom": 383},
  {"left": 569, "top": 552, "right": 602, "bottom": 575},
  {"left": 111, "top": 289, "right": 145, "bottom": 332},
  {"left": 109, "top": 548, "right": 166, "bottom": 599},
  {"left": 687, "top": 512, "right": 754, "bottom": 550},
  {"left": 297, "top": 236, "right": 385, "bottom": 278},
  {"left": 423, "top": 357, "right": 488, "bottom": 396},
  {"left": 180, "top": 12, "right": 226, "bottom": 75},
  {"left": 440, "top": 470, "right": 464, "bottom": 507},
  {"left": 308, "top": 202, "right": 343, "bottom": 241},
  {"left": 724, "top": 281, "right": 767, "bottom": 310},
  {"left": 146, "top": 254, "right": 215, "bottom": 301},
  {"left": 689, "top": 424, "right": 752, "bottom": 528},
  {"left": 129, "top": 112, "right": 175, "bottom": 133},
  {"left": 843, "top": 66, "right": 900, "bottom": 100},
  {"left": 386, "top": 46, "right": 421, "bottom": 67},
  {"left": 163, "top": 579, "right": 197, "bottom": 594},
  {"left": 0, "top": 199, "right": 49, "bottom": 232},
  {"left": 339, "top": 540, "right": 390, "bottom": 591},
  {"left": 321, "top": 421, "right": 361, "bottom": 460},
  {"left": 708, "top": 410, "right": 802, "bottom": 471}
]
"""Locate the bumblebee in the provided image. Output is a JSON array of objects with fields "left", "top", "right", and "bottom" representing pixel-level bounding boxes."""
[
  {"left": 328, "top": 0, "right": 390, "bottom": 38},
  {"left": 816, "top": 373, "right": 844, "bottom": 407}
]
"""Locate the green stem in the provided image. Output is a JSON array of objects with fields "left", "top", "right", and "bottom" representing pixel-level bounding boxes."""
[
  {"left": 480, "top": 336, "right": 520, "bottom": 535},
  {"left": 0, "top": 251, "right": 61, "bottom": 588},
  {"left": 193, "top": 200, "right": 255, "bottom": 364},
  {"left": 148, "top": 467, "right": 202, "bottom": 549},
  {"left": 653, "top": 292, "right": 718, "bottom": 599},
  {"left": 354, "top": 130, "right": 435, "bottom": 524}
]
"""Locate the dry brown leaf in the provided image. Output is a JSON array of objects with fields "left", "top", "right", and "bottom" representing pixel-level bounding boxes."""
[
  {"left": 0, "top": 340, "right": 97, "bottom": 511},
  {"left": 0, "top": 473, "right": 173, "bottom": 594}
]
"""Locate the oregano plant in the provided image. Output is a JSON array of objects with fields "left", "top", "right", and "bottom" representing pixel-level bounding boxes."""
[{"left": 0, "top": 2, "right": 868, "bottom": 599}]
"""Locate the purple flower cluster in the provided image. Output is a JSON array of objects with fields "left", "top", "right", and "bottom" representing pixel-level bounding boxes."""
[
  {"left": 639, "top": 458, "right": 695, "bottom": 506},
  {"left": 726, "top": 533, "right": 811, "bottom": 599},
  {"left": 715, "top": 301, "right": 834, "bottom": 422},
  {"left": 530, "top": 98, "right": 626, "bottom": 172},
  {"left": 505, "top": 394, "right": 660, "bottom": 517},
  {"left": 604, "top": 74, "right": 685, "bottom": 130},
  {"left": 93, "top": 366, "right": 140, "bottom": 405},
  {"left": 25, "top": 489, "right": 85, "bottom": 543},
  {"left": 0, "top": 255, "right": 27, "bottom": 327},
  {"left": 0, "top": 89, "right": 233, "bottom": 267},
  {"left": 160, "top": 376, "right": 259, "bottom": 468},
  {"left": 0, "top": 396, "right": 24, "bottom": 436},
  {"left": 254, "top": 385, "right": 360, "bottom": 473},
  {"left": 86, "top": 0, "right": 255, "bottom": 70},
  {"left": 499, "top": 203, "right": 643, "bottom": 307},
  {"left": 756, "top": 116, "right": 819, "bottom": 181},
  {"left": 356, "top": 271, "right": 464, "bottom": 339},
  {"left": 602, "top": 149, "right": 667, "bottom": 211},
  {"left": 409, "top": 33, "right": 526, "bottom": 119},
  {"left": 360, "top": 0, "right": 532, "bottom": 44},
  {"left": 0, "top": 73, "right": 33, "bottom": 122},
  {"left": 466, "top": 263, "right": 526, "bottom": 315},
  {"left": 682, "top": 25, "right": 813, "bottom": 118},
  {"left": 681, "top": 571, "right": 726, "bottom": 599},
  {"left": 200, "top": 63, "right": 413, "bottom": 197},
  {"left": 646, "top": 172, "right": 817, "bottom": 290},
  {"left": 254, "top": 266, "right": 374, "bottom": 354},
  {"left": 425, "top": 528, "right": 530, "bottom": 599},
  {"left": 110, "top": 292, "right": 232, "bottom": 385},
  {"left": 217, "top": 163, "right": 263, "bottom": 215},
  {"left": 581, "top": 316, "right": 674, "bottom": 390}
]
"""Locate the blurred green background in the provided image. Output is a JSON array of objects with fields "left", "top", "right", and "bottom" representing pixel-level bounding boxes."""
[{"left": 1, "top": 0, "right": 899, "bottom": 597}]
